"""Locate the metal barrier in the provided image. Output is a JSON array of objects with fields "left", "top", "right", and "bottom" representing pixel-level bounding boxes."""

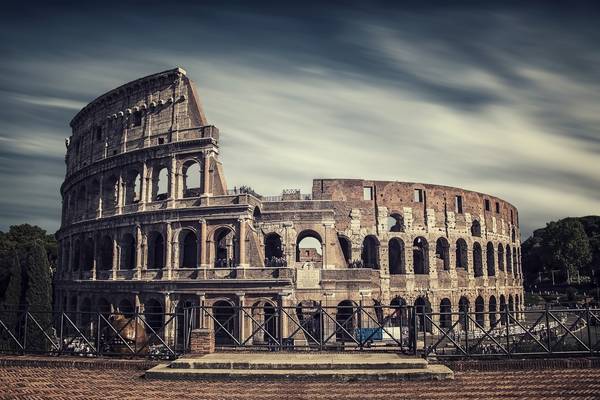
[{"left": 0, "top": 308, "right": 184, "bottom": 359}]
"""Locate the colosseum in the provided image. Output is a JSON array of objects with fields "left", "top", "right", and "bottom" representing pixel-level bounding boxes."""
[{"left": 55, "top": 67, "right": 524, "bottom": 346}]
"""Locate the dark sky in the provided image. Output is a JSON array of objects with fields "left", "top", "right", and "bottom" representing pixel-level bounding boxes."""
[{"left": 1, "top": 1, "right": 599, "bottom": 237}]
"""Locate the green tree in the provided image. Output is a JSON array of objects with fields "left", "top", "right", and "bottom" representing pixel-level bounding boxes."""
[
  {"left": 0, "top": 238, "right": 22, "bottom": 351},
  {"left": 541, "top": 219, "right": 592, "bottom": 283},
  {"left": 4, "top": 224, "right": 57, "bottom": 272}
]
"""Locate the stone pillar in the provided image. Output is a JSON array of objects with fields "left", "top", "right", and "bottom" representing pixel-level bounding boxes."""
[
  {"left": 117, "top": 175, "right": 124, "bottom": 214},
  {"left": 68, "top": 236, "right": 74, "bottom": 280},
  {"left": 237, "top": 293, "right": 245, "bottom": 344},
  {"left": 97, "top": 173, "right": 104, "bottom": 218},
  {"left": 112, "top": 236, "right": 119, "bottom": 280},
  {"left": 140, "top": 162, "right": 149, "bottom": 210},
  {"left": 166, "top": 223, "right": 173, "bottom": 280},
  {"left": 169, "top": 155, "right": 177, "bottom": 202},
  {"left": 189, "top": 329, "right": 215, "bottom": 355},
  {"left": 238, "top": 218, "right": 247, "bottom": 267},
  {"left": 200, "top": 219, "right": 208, "bottom": 268},
  {"left": 135, "top": 225, "right": 143, "bottom": 280},
  {"left": 202, "top": 151, "right": 211, "bottom": 196},
  {"left": 134, "top": 292, "right": 143, "bottom": 313},
  {"left": 91, "top": 237, "right": 97, "bottom": 281}
]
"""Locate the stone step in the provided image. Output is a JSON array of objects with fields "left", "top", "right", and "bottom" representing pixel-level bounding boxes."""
[{"left": 145, "top": 364, "right": 454, "bottom": 381}]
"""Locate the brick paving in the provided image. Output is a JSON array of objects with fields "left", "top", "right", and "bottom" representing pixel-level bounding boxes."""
[{"left": 0, "top": 360, "right": 599, "bottom": 400}]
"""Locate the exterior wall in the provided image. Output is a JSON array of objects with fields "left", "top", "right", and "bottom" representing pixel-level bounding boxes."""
[{"left": 55, "top": 69, "right": 525, "bottom": 341}]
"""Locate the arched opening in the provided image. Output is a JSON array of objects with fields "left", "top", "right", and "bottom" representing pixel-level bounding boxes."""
[
  {"left": 148, "top": 232, "right": 165, "bottom": 269},
  {"left": 72, "top": 239, "right": 81, "bottom": 271},
  {"left": 489, "top": 296, "right": 497, "bottom": 327},
  {"left": 213, "top": 300, "right": 237, "bottom": 345},
  {"left": 80, "top": 298, "right": 93, "bottom": 334},
  {"left": 124, "top": 170, "right": 142, "bottom": 205},
  {"left": 435, "top": 237, "right": 450, "bottom": 271},
  {"left": 508, "top": 295, "right": 514, "bottom": 320},
  {"left": 99, "top": 235, "right": 113, "bottom": 271},
  {"left": 182, "top": 160, "right": 202, "bottom": 198},
  {"left": 473, "top": 242, "right": 483, "bottom": 277},
  {"left": 120, "top": 234, "right": 136, "bottom": 270},
  {"left": 458, "top": 296, "right": 470, "bottom": 330},
  {"left": 118, "top": 299, "right": 134, "bottom": 318},
  {"left": 486, "top": 242, "right": 495, "bottom": 276},
  {"left": 338, "top": 235, "right": 352, "bottom": 265},
  {"left": 511, "top": 228, "right": 516, "bottom": 242},
  {"left": 336, "top": 300, "right": 356, "bottom": 342},
  {"left": 456, "top": 239, "right": 468, "bottom": 270},
  {"left": 388, "top": 214, "right": 404, "bottom": 232},
  {"left": 512, "top": 252, "right": 517, "bottom": 276},
  {"left": 77, "top": 186, "right": 87, "bottom": 216},
  {"left": 296, "top": 301, "right": 322, "bottom": 345},
  {"left": 97, "top": 298, "right": 111, "bottom": 318},
  {"left": 506, "top": 245, "right": 512, "bottom": 274},
  {"left": 214, "top": 227, "right": 236, "bottom": 268},
  {"left": 414, "top": 297, "right": 432, "bottom": 333},
  {"left": 439, "top": 298, "right": 452, "bottom": 330},
  {"left": 471, "top": 220, "right": 481, "bottom": 237},
  {"left": 83, "top": 238, "right": 94, "bottom": 271},
  {"left": 102, "top": 175, "right": 119, "bottom": 209},
  {"left": 361, "top": 235, "right": 379, "bottom": 269},
  {"left": 499, "top": 295, "right": 507, "bottom": 325},
  {"left": 296, "top": 230, "right": 322, "bottom": 263},
  {"left": 388, "top": 238, "right": 405, "bottom": 274},
  {"left": 498, "top": 244, "right": 505, "bottom": 272},
  {"left": 144, "top": 299, "right": 164, "bottom": 336},
  {"left": 390, "top": 297, "right": 408, "bottom": 326},
  {"left": 88, "top": 179, "right": 100, "bottom": 214},
  {"left": 154, "top": 167, "right": 169, "bottom": 201},
  {"left": 475, "top": 296, "right": 485, "bottom": 327},
  {"left": 251, "top": 301, "right": 278, "bottom": 343},
  {"left": 412, "top": 237, "right": 429, "bottom": 274},
  {"left": 264, "top": 233, "right": 283, "bottom": 267},
  {"left": 180, "top": 230, "right": 198, "bottom": 268}
]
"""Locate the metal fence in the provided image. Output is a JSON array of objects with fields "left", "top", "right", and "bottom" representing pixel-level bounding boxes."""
[{"left": 1, "top": 304, "right": 599, "bottom": 359}]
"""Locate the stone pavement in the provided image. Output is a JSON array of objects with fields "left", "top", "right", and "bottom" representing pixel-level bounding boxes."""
[{"left": 0, "top": 357, "right": 599, "bottom": 399}]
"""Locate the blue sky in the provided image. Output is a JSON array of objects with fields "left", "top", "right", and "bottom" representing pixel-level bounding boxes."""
[{"left": 1, "top": 1, "right": 599, "bottom": 237}]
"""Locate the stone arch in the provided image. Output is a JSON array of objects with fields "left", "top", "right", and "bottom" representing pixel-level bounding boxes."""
[
  {"left": 388, "top": 213, "right": 404, "bottom": 232},
  {"left": 213, "top": 299, "right": 237, "bottom": 345},
  {"left": 264, "top": 233, "right": 283, "bottom": 264},
  {"left": 118, "top": 298, "right": 134, "bottom": 317},
  {"left": 475, "top": 296, "right": 485, "bottom": 327},
  {"left": 361, "top": 235, "right": 380, "bottom": 269},
  {"left": 390, "top": 296, "right": 408, "bottom": 323},
  {"left": 296, "top": 300, "right": 322, "bottom": 344},
  {"left": 295, "top": 230, "right": 322, "bottom": 263},
  {"left": 506, "top": 245, "right": 512, "bottom": 274},
  {"left": 182, "top": 159, "right": 202, "bottom": 198},
  {"left": 97, "top": 297, "right": 111, "bottom": 317},
  {"left": 414, "top": 297, "right": 432, "bottom": 333},
  {"left": 336, "top": 300, "right": 357, "bottom": 342},
  {"left": 120, "top": 233, "right": 136, "bottom": 270},
  {"left": 412, "top": 237, "right": 429, "bottom": 274},
  {"left": 473, "top": 242, "right": 483, "bottom": 277},
  {"left": 153, "top": 166, "right": 169, "bottom": 201},
  {"left": 439, "top": 298, "right": 452, "bottom": 329},
  {"left": 147, "top": 231, "right": 165, "bottom": 269},
  {"left": 144, "top": 298, "right": 164, "bottom": 335},
  {"left": 508, "top": 294, "right": 515, "bottom": 320},
  {"left": 72, "top": 238, "right": 81, "bottom": 271},
  {"left": 489, "top": 295, "right": 498, "bottom": 327},
  {"left": 435, "top": 237, "right": 450, "bottom": 271},
  {"left": 214, "top": 226, "right": 236, "bottom": 267},
  {"left": 83, "top": 237, "right": 94, "bottom": 271},
  {"left": 388, "top": 238, "right": 406, "bottom": 275},
  {"left": 486, "top": 242, "right": 495, "bottom": 276},
  {"left": 102, "top": 174, "right": 119, "bottom": 209},
  {"left": 77, "top": 185, "right": 87, "bottom": 216},
  {"left": 456, "top": 239, "right": 468, "bottom": 270},
  {"left": 471, "top": 219, "right": 482, "bottom": 237},
  {"left": 338, "top": 235, "right": 352, "bottom": 265},
  {"left": 498, "top": 244, "right": 505, "bottom": 271},
  {"left": 458, "top": 296, "right": 470, "bottom": 330},
  {"left": 180, "top": 229, "right": 198, "bottom": 268},
  {"left": 499, "top": 294, "right": 507, "bottom": 325},
  {"left": 99, "top": 235, "right": 113, "bottom": 271},
  {"left": 124, "top": 169, "right": 142, "bottom": 205},
  {"left": 251, "top": 300, "right": 278, "bottom": 343}
]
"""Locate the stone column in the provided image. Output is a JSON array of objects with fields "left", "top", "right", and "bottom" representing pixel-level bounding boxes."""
[
  {"left": 237, "top": 293, "right": 245, "bottom": 344},
  {"left": 140, "top": 162, "right": 149, "bottom": 210},
  {"left": 202, "top": 151, "right": 211, "bottom": 196},
  {"left": 117, "top": 174, "right": 124, "bottom": 214},
  {"left": 97, "top": 173, "right": 104, "bottom": 218},
  {"left": 238, "top": 218, "right": 247, "bottom": 267},
  {"left": 166, "top": 223, "right": 173, "bottom": 280},
  {"left": 135, "top": 225, "right": 143, "bottom": 280},
  {"left": 91, "top": 237, "right": 97, "bottom": 281},
  {"left": 68, "top": 237, "right": 74, "bottom": 280},
  {"left": 199, "top": 219, "right": 208, "bottom": 268},
  {"left": 112, "top": 235, "right": 119, "bottom": 280},
  {"left": 169, "top": 155, "right": 177, "bottom": 202}
]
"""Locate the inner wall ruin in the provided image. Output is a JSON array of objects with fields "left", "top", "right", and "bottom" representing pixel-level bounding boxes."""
[{"left": 55, "top": 67, "right": 524, "bottom": 340}]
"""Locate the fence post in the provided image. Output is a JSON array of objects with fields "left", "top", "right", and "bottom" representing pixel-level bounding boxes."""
[
  {"left": 411, "top": 307, "right": 418, "bottom": 356},
  {"left": 358, "top": 300, "right": 363, "bottom": 350},
  {"left": 96, "top": 312, "right": 101, "bottom": 357},
  {"left": 23, "top": 306, "right": 28, "bottom": 354},
  {"left": 464, "top": 307, "right": 469, "bottom": 356},
  {"left": 545, "top": 303, "right": 552, "bottom": 354},
  {"left": 318, "top": 301, "right": 324, "bottom": 351},
  {"left": 586, "top": 304, "right": 593, "bottom": 355},
  {"left": 505, "top": 307, "right": 510, "bottom": 357},
  {"left": 59, "top": 312, "right": 65, "bottom": 355}
]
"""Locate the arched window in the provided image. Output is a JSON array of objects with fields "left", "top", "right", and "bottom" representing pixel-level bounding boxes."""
[
  {"left": 499, "top": 295, "right": 507, "bottom": 325},
  {"left": 182, "top": 160, "right": 202, "bottom": 198},
  {"left": 120, "top": 234, "right": 136, "bottom": 270},
  {"left": 154, "top": 167, "right": 169, "bottom": 201},
  {"left": 435, "top": 237, "right": 450, "bottom": 271},
  {"left": 264, "top": 233, "right": 283, "bottom": 265},
  {"left": 213, "top": 300, "right": 237, "bottom": 345},
  {"left": 486, "top": 242, "right": 495, "bottom": 276},
  {"left": 458, "top": 296, "right": 470, "bottom": 330},
  {"left": 296, "top": 300, "right": 322, "bottom": 344},
  {"left": 439, "top": 298, "right": 452, "bottom": 329},
  {"left": 388, "top": 238, "right": 405, "bottom": 274},
  {"left": 83, "top": 238, "right": 94, "bottom": 271},
  {"left": 338, "top": 235, "right": 352, "bottom": 265},
  {"left": 296, "top": 230, "right": 322, "bottom": 263},
  {"left": 99, "top": 235, "right": 113, "bottom": 271},
  {"left": 498, "top": 244, "right": 505, "bottom": 272},
  {"left": 390, "top": 297, "right": 408, "bottom": 324},
  {"left": 148, "top": 232, "right": 165, "bottom": 269},
  {"left": 412, "top": 237, "right": 429, "bottom": 274},
  {"left": 489, "top": 296, "right": 497, "bottom": 327},
  {"left": 508, "top": 295, "right": 514, "bottom": 320},
  {"left": 77, "top": 186, "right": 87, "bottom": 216},
  {"left": 471, "top": 220, "right": 482, "bottom": 237},
  {"left": 336, "top": 300, "right": 356, "bottom": 341},
  {"left": 506, "top": 245, "right": 512, "bottom": 274},
  {"left": 512, "top": 251, "right": 517, "bottom": 277},
  {"left": 361, "top": 235, "right": 379, "bottom": 269},
  {"left": 511, "top": 228, "right": 516, "bottom": 243},
  {"left": 72, "top": 239, "right": 81, "bottom": 271},
  {"left": 215, "top": 227, "right": 236, "bottom": 268},
  {"left": 180, "top": 230, "right": 198, "bottom": 268},
  {"left": 473, "top": 242, "right": 483, "bottom": 277},
  {"left": 456, "top": 239, "right": 468, "bottom": 270},
  {"left": 475, "top": 296, "right": 485, "bottom": 327},
  {"left": 88, "top": 179, "right": 100, "bottom": 213},
  {"left": 124, "top": 170, "right": 141, "bottom": 204},
  {"left": 97, "top": 298, "right": 111, "bottom": 318},
  {"left": 414, "top": 297, "right": 432, "bottom": 333},
  {"left": 144, "top": 299, "right": 164, "bottom": 335},
  {"left": 387, "top": 214, "right": 404, "bottom": 232},
  {"left": 102, "top": 175, "right": 119, "bottom": 209},
  {"left": 118, "top": 299, "right": 134, "bottom": 317}
]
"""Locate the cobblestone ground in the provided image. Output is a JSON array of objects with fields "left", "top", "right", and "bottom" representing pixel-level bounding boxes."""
[{"left": 0, "top": 364, "right": 599, "bottom": 400}]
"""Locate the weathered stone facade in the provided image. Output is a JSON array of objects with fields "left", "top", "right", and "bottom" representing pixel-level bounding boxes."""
[{"left": 55, "top": 68, "right": 524, "bottom": 340}]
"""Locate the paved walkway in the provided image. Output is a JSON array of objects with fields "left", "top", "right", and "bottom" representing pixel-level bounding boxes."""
[{"left": 0, "top": 361, "right": 599, "bottom": 399}]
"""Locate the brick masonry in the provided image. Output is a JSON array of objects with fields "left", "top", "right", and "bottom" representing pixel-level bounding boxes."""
[{"left": 189, "top": 328, "right": 215, "bottom": 355}]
